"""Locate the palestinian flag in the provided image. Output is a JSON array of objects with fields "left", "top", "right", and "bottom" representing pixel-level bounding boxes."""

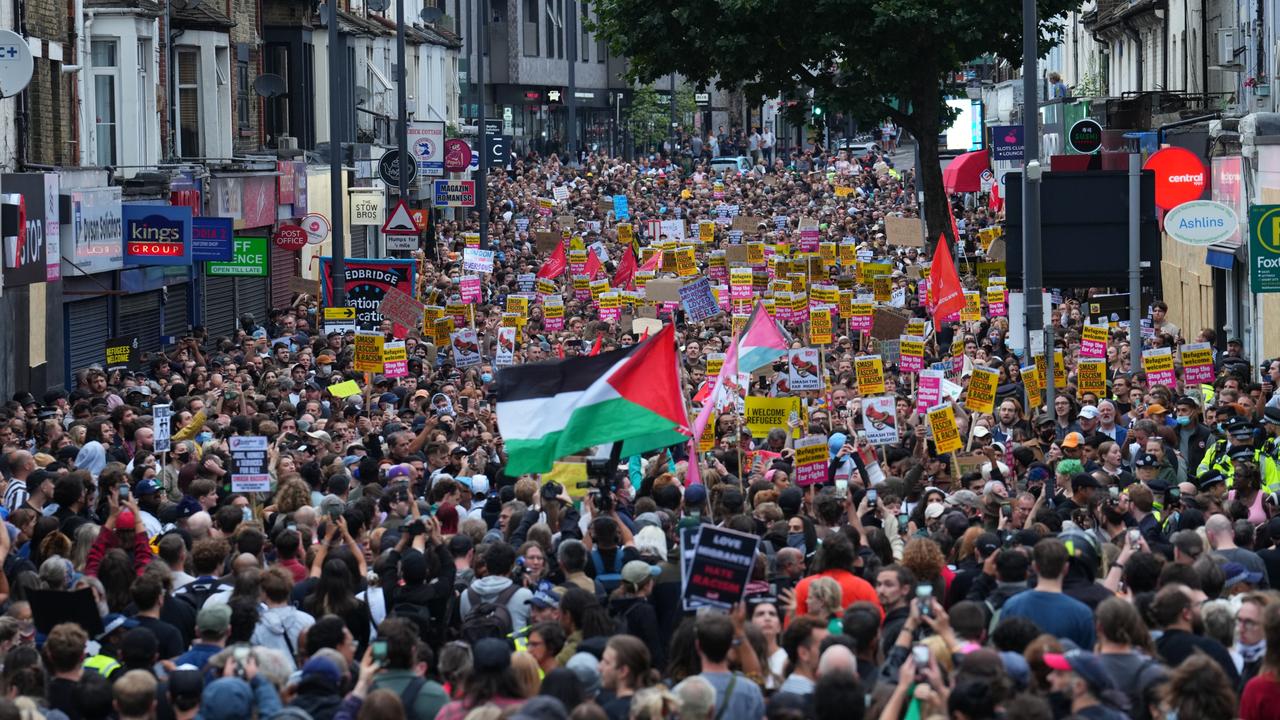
[{"left": 494, "top": 324, "right": 689, "bottom": 475}]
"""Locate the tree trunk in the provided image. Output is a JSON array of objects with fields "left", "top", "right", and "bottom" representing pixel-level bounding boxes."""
[{"left": 907, "top": 91, "right": 952, "bottom": 255}]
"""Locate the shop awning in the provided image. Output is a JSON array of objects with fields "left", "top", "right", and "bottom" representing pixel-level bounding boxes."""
[{"left": 942, "top": 149, "right": 989, "bottom": 194}]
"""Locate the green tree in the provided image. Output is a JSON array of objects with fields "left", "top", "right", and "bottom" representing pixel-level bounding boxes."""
[
  {"left": 590, "top": 0, "right": 1078, "bottom": 246},
  {"left": 626, "top": 85, "right": 698, "bottom": 154}
]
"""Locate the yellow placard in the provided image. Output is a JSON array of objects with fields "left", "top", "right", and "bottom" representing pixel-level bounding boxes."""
[
  {"left": 1077, "top": 358, "right": 1107, "bottom": 398},
  {"left": 353, "top": 333, "right": 384, "bottom": 373},
  {"left": 819, "top": 243, "right": 837, "bottom": 264},
  {"left": 986, "top": 286, "right": 1006, "bottom": 306},
  {"left": 811, "top": 307, "right": 833, "bottom": 345},
  {"left": 536, "top": 278, "right": 557, "bottom": 296},
  {"left": 873, "top": 275, "right": 892, "bottom": 303},
  {"left": 967, "top": 366, "right": 999, "bottom": 415},
  {"left": 839, "top": 243, "right": 857, "bottom": 265},
  {"left": 617, "top": 223, "right": 634, "bottom": 245},
  {"left": 697, "top": 413, "right": 717, "bottom": 453},
  {"left": 446, "top": 302, "right": 474, "bottom": 325},
  {"left": 793, "top": 438, "right": 828, "bottom": 468},
  {"left": 834, "top": 186, "right": 854, "bottom": 197},
  {"left": 1022, "top": 362, "right": 1043, "bottom": 408},
  {"left": 1054, "top": 349, "right": 1067, "bottom": 386},
  {"left": 544, "top": 303, "right": 565, "bottom": 321},
  {"left": 705, "top": 354, "right": 724, "bottom": 377},
  {"left": 747, "top": 242, "right": 765, "bottom": 264},
  {"left": 927, "top": 404, "right": 963, "bottom": 455},
  {"left": 675, "top": 247, "right": 697, "bottom": 276},
  {"left": 698, "top": 221, "right": 715, "bottom": 243},
  {"left": 744, "top": 396, "right": 802, "bottom": 439},
  {"left": 433, "top": 317, "right": 454, "bottom": 346},
  {"left": 506, "top": 295, "right": 529, "bottom": 317},
  {"left": 961, "top": 291, "right": 981, "bottom": 322},
  {"left": 1143, "top": 350, "right": 1174, "bottom": 373},
  {"left": 900, "top": 337, "right": 925, "bottom": 361},
  {"left": 589, "top": 278, "right": 609, "bottom": 300},
  {"left": 907, "top": 318, "right": 927, "bottom": 336},
  {"left": 542, "top": 461, "right": 590, "bottom": 497},
  {"left": 423, "top": 305, "right": 444, "bottom": 335},
  {"left": 855, "top": 355, "right": 886, "bottom": 396},
  {"left": 327, "top": 380, "right": 361, "bottom": 398},
  {"left": 463, "top": 233, "right": 480, "bottom": 248}
]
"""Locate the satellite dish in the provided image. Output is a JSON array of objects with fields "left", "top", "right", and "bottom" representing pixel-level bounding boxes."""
[
  {"left": 253, "top": 73, "right": 287, "bottom": 98},
  {"left": 420, "top": 5, "right": 443, "bottom": 21},
  {"left": 367, "top": 0, "right": 388, "bottom": 11},
  {"left": 355, "top": 86, "right": 371, "bottom": 106}
]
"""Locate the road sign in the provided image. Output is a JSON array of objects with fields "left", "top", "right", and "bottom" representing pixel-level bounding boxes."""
[
  {"left": 444, "top": 138, "right": 473, "bottom": 172},
  {"left": 433, "top": 180, "right": 476, "bottom": 207},
  {"left": 379, "top": 150, "right": 417, "bottom": 188},
  {"left": 323, "top": 306, "right": 357, "bottom": 334},
  {"left": 0, "top": 31, "right": 33, "bottom": 98},
  {"left": 383, "top": 199, "right": 419, "bottom": 235},
  {"left": 274, "top": 224, "right": 308, "bottom": 251},
  {"left": 301, "top": 213, "right": 330, "bottom": 245}
]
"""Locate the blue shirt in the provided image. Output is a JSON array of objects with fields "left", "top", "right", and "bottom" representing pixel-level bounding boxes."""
[
  {"left": 1000, "top": 589, "right": 1096, "bottom": 649},
  {"left": 173, "top": 643, "right": 223, "bottom": 671}
]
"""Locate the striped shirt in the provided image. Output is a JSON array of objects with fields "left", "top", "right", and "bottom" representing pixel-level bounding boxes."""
[{"left": 4, "top": 480, "right": 28, "bottom": 513}]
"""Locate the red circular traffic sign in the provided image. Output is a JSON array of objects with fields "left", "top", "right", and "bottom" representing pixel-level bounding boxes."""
[
  {"left": 444, "top": 139, "right": 473, "bottom": 172},
  {"left": 274, "top": 224, "right": 308, "bottom": 251},
  {"left": 1144, "top": 146, "right": 1207, "bottom": 210}
]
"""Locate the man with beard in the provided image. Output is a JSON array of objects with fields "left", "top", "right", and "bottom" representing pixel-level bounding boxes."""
[
  {"left": 1152, "top": 583, "right": 1240, "bottom": 686},
  {"left": 874, "top": 565, "right": 914, "bottom": 656}
]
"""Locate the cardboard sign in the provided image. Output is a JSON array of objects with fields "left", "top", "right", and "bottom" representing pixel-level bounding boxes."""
[
  {"left": 793, "top": 436, "right": 829, "bottom": 486},
  {"left": 644, "top": 278, "right": 685, "bottom": 303},
  {"left": 745, "top": 396, "right": 801, "bottom": 438},
  {"left": 535, "top": 231, "right": 561, "bottom": 252},
  {"left": 862, "top": 395, "right": 899, "bottom": 445},
  {"left": 871, "top": 306, "right": 912, "bottom": 341},
  {"left": 855, "top": 355, "right": 886, "bottom": 396},
  {"left": 1181, "top": 342, "right": 1216, "bottom": 385},
  {"left": 788, "top": 348, "right": 822, "bottom": 392},
  {"left": 378, "top": 287, "right": 426, "bottom": 335},
  {"left": 1077, "top": 358, "right": 1107, "bottom": 398},
  {"left": 683, "top": 525, "right": 760, "bottom": 610},
  {"left": 967, "top": 366, "right": 999, "bottom": 415},
  {"left": 1081, "top": 324, "right": 1108, "bottom": 359},
  {"left": 229, "top": 436, "right": 270, "bottom": 493},
  {"left": 885, "top": 215, "right": 925, "bottom": 247},
  {"left": 927, "top": 403, "right": 963, "bottom": 454},
  {"left": 1143, "top": 347, "right": 1176, "bottom": 387},
  {"left": 353, "top": 332, "right": 385, "bottom": 373},
  {"left": 451, "top": 328, "right": 482, "bottom": 367}
]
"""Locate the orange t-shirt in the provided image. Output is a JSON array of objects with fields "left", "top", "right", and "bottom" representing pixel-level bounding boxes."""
[{"left": 793, "top": 568, "right": 883, "bottom": 620}]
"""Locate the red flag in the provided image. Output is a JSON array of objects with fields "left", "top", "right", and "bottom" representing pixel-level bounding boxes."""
[
  {"left": 584, "top": 250, "right": 603, "bottom": 280},
  {"left": 556, "top": 343, "right": 565, "bottom": 359},
  {"left": 536, "top": 242, "right": 567, "bottom": 279},
  {"left": 639, "top": 248, "right": 662, "bottom": 272},
  {"left": 588, "top": 334, "right": 603, "bottom": 356},
  {"left": 613, "top": 246, "right": 638, "bottom": 289},
  {"left": 929, "top": 234, "right": 966, "bottom": 322}
]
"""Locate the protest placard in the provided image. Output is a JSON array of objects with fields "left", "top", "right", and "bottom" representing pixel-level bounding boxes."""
[
  {"left": 1143, "top": 347, "right": 1176, "bottom": 387},
  {"left": 855, "top": 355, "right": 886, "bottom": 396},
  {"left": 862, "top": 395, "right": 899, "bottom": 445},
  {"left": 850, "top": 302, "right": 874, "bottom": 333},
  {"left": 353, "top": 332, "right": 384, "bottom": 373},
  {"left": 450, "top": 328, "right": 482, "bottom": 367},
  {"left": 705, "top": 353, "right": 724, "bottom": 378},
  {"left": 153, "top": 405, "right": 171, "bottom": 453},
  {"left": 382, "top": 341, "right": 408, "bottom": 378},
  {"left": 987, "top": 286, "right": 1007, "bottom": 316},
  {"left": 899, "top": 335, "right": 925, "bottom": 374},
  {"left": 327, "top": 380, "right": 361, "bottom": 398},
  {"left": 462, "top": 247, "right": 495, "bottom": 273},
  {"left": 682, "top": 525, "right": 760, "bottom": 610},
  {"left": 1077, "top": 358, "right": 1107, "bottom": 398},
  {"left": 788, "top": 348, "right": 822, "bottom": 392},
  {"left": 1022, "top": 363, "right": 1043, "bottom": 409},
  {"left": 744, "top": 396, "right": 801, "bottom": 438},
  {"left": 967, "top": 366, "right": 999, "bottom": 414},
  {"left": 927, "top": 403, "right": 963, "bottom": 454},
  {"left": 379, "top": 287, "right": 426, "bottom": 333},
  {"left": 793, "top": 436, "right": 829, "bottom": 486},
  {"left": 810, "top": 307, "right": 833, "bottom": 345},
  {"left": 917, "top": 369, "right": 943, "bottom": 415},
  {"left": 1081, "top": 324, "right": 1108, "bottom": 359},
  {"left": 230, "top": 436, "right": 270, "bottom": 493},
  {"left": 1181, "top": 343, "right": 1215, "bottom": 386},
  {"left": 495, "top": 326, "right": 517, "bottom": 366},
  {"left": 679, "top": 277, "right": 722, "bottom": 322},
  {"left": 871, "top": 306, "right": 912, "bottom": 340},
  {"left": 885, "top": 215, "right": 925, "bottom": 247}
]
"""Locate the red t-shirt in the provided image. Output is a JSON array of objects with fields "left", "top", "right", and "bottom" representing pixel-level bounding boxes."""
[
  {"left": 1241, "top": 672, "right": 1280, "bottom": 720},
  {"left": 793, "top": 568, "right": 883, "bottom": 619}
]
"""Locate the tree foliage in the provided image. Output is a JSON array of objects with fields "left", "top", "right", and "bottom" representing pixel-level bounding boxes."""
[
  {"left": 626, "top": 85, "right": 698, "bottom": 153},
  {"left": 589, "top": 0, "right": 1080, "bottom": 246}
]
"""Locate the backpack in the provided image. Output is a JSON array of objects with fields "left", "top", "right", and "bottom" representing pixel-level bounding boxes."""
[
  {"left": 171, "top": 580, "right": 222, "bottom": 614},
  {"left": 390, "top": 602, "right": 435, "bottom": 640},
  {"left": 590, "top": 549, "right": 625, "bottom": 594},
  {"left": 460, "top": 583, "right": 520, "bottom": 644},
  {"left": 613, "top": 601, "right": 642, "bottom": 637}
]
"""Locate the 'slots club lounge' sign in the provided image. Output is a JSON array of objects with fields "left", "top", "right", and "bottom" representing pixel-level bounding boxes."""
[{"left": 122, "top": 204, "right": 192, "bottom": 265}]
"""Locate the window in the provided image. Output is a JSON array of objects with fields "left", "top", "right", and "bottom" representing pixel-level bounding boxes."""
[
  {"left": 264, "top": 44, "right": 290, "bottom": 143},
  {"left": 523, "top": 0, "right": 539, "bottom": 56},
  {"left": 597, "top": 10, "right": 606, "bottom": 63},
  {"left": 176, "top": 48, "right": 202, "bottom": 158},
  {"left": 91, "top": 40, "right": 118, "bottom": 166},
  {"left": 556, "top": 0, "right": 565, "bottom": 58},
  {"left": 237, "top": 60, "right": 251, "bottom": 131},
  {"left": 580, "top": 5, "right": 589, "bottom": 63},
  {"left": 544, "top": 0, "right": 555, "bottom": 62}
]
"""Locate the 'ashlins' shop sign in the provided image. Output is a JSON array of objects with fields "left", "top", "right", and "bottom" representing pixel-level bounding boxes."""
[{"left": 122, "top": 204, "right": 192, "bottom": 265}]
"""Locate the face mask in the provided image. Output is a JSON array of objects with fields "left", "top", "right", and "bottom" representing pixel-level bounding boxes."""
[
  {"left": 787, "top": 532, "right": 806, "bottom": 550},
  {"left": 1176, "top": 416, "right": 1191, "bottom": 426},
  {"left": 196, "top": 432, "right": 213, "bottom": 445},
  {"left": 481, "top": 373, "right": 493, "bottom": 383}
]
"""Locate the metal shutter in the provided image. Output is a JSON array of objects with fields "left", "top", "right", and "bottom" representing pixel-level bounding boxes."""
[
  {"left": 118, "top": 291, "right": 163, "bottom": 353},
  {"left": 349, "top": 225, "right": 368, "bottom": 258},
  {"left": 270, "top": 241, "right": 297, "bottom": 309},
  {"left": 236, "top": 276, "right": 269, "bottom": 328},
  {"left": 204, "top": 275, "right": 237, "bottom": 338},
  {"left": 66, "top": 297, "right": 110, "bottom": 376},
  {"left": 165, "top": 282, "right": 192, "bottom": 339}
]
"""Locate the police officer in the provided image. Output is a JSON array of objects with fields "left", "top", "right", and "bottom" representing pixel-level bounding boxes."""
[
  {"left": 509, "top": 580, "right": 562, "bottom": 651},
  {"left": 84, "top": 613, "right": 136, "bottom": 680},
  {"left": 1198, "top": 416, "right": 1259, "bottom": 487},
  {"left": 1259, "top": 407, "right": 1280, "bottom": 493}
]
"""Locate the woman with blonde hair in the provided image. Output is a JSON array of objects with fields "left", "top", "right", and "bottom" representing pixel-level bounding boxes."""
[
  {"left": 628, "top": 686, "right": 680, "bottom": 720},
  {"left": 509, "top": 651, "right": 542, "bottom": 698},
  {"left": 805, "top": 576, "right": 843, "bottom": 621}
]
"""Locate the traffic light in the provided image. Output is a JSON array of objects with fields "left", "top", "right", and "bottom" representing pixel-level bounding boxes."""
[{"left": 813, "top": 105, "right": 823, "bottom": 117}]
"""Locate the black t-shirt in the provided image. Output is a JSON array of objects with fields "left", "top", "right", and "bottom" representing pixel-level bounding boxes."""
[
  {"left": 598, "top": 692, "right": 633, "bottom": 720},
  {"left": 133, "top": 616, "right": 186, "bottom": 659},
  {"left": 47, "top": 677, "right": 83, "bottom": 720}
]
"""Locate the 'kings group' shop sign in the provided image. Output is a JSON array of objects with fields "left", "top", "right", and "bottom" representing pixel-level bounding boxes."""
[{"left": 122, "top": 205, "right": 192, "bottom": 265}]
